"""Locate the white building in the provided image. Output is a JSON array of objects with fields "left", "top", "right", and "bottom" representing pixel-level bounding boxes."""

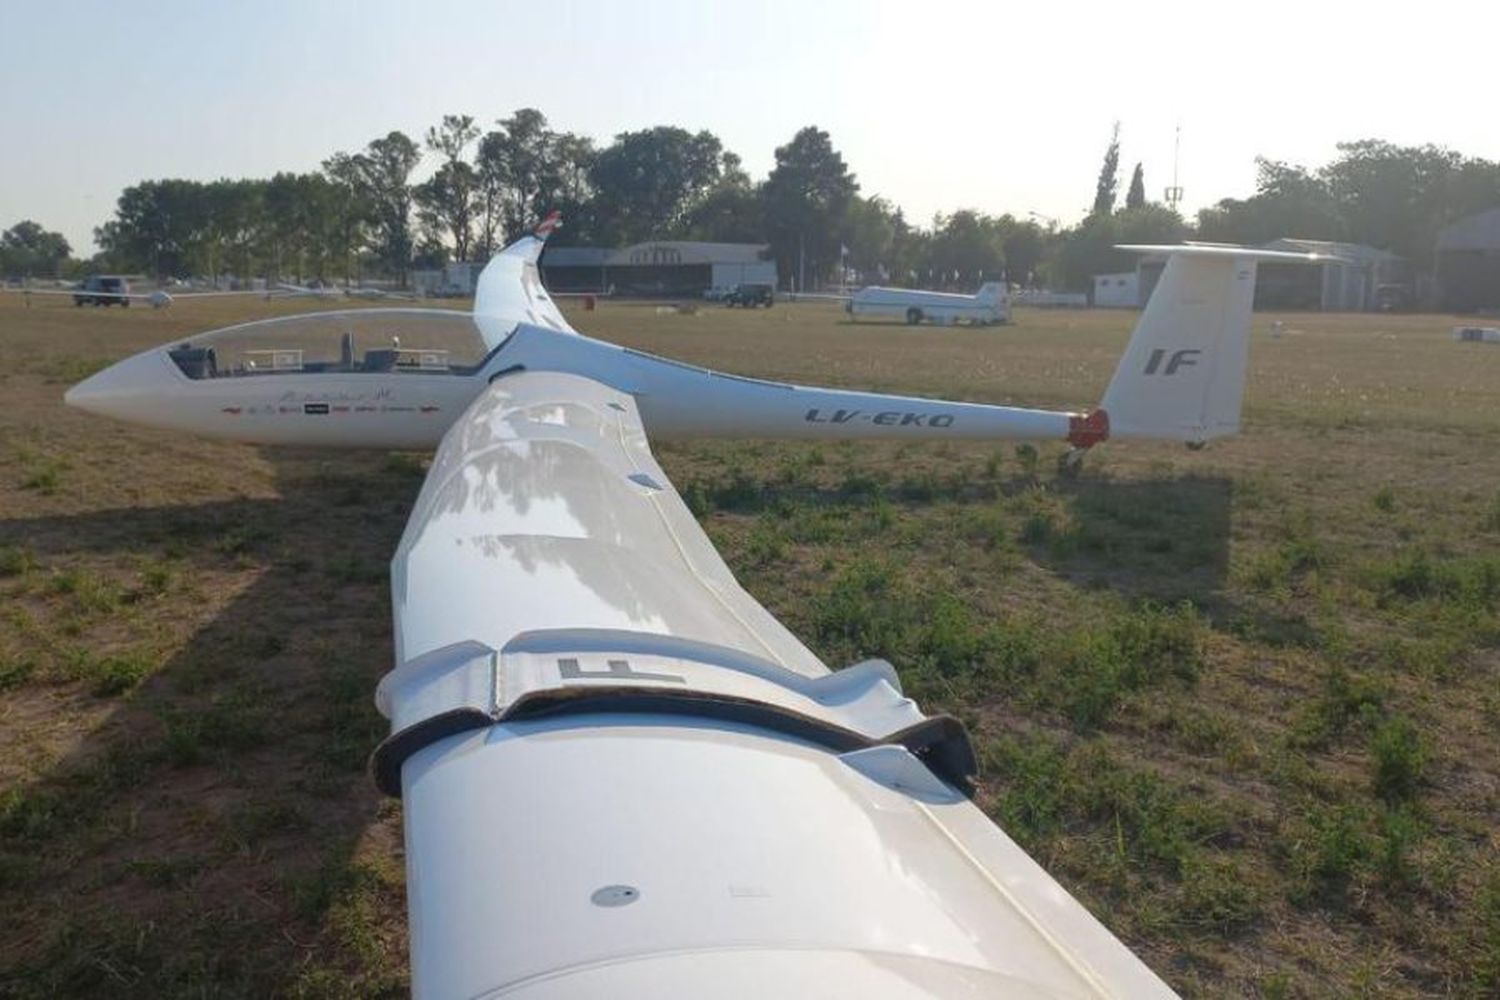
[{"left": 1092, "top": 272, "right": 1140, "bottom": 308}]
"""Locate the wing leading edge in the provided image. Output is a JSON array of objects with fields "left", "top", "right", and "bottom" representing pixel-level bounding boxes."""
[{"left": 378, "top": 370, "right": 1180, "bottom": 999}]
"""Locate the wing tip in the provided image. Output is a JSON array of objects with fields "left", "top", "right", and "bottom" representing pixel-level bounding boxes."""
[{"left": 534, "top": 211, "right": 562, "bottom": 240}]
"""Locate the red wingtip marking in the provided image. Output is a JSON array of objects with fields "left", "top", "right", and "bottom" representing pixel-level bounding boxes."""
[
  {"left": 1067, "top": 408, "right": 1110, "bottom": 448},
  {"left": 534, "top": 211, "right": 562, "bottom": 237}
]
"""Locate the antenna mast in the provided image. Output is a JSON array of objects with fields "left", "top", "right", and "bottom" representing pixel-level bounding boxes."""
[{"left": 1164, "top": 123, "right": 1184, "bottom": 211}]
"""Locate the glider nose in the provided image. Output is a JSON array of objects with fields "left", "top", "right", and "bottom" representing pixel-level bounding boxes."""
[{"left": 64, "top": 350, "right": 176, "bottom": 424}]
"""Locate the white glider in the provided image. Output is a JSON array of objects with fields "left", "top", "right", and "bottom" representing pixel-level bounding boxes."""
[
  {"left": 65, "top": 215, "right": 1322, "bottom": 998},
  {"left": 271, "top": 281, "right": 417, "bottom": 302},
  {"left": 5, "top": 281, "right": 270, "bottom": 309},
  {"left": 847, "top": 281, "right": 1011, "bottom": 326}
]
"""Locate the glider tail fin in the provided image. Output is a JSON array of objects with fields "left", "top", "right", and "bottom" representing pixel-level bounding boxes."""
[{"left": 1093, "top": 244, "right": 1324, "bottom": 445}]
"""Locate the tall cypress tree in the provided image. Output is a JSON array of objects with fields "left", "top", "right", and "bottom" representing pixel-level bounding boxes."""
[
  {"left": 1092, "top": 122, "right": 1121, "bottom": 217},
  {"left": 1126, "top": 162, "right": 1146, "bottom": 209}
]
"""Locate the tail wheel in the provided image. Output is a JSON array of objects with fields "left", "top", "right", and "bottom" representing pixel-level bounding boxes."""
[{"left": 905, "top": 307, "right": 923, "bottom": 325}]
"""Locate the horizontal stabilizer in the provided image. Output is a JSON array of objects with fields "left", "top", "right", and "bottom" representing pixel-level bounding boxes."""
[{"left": 1115, "top": 243, "right": 1337, "bottom": 263}]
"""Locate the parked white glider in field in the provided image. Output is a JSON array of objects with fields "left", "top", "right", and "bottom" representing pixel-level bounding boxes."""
[
  {"left": 66, "top": 214, "right": 1319, "bottom": 998},
  {"left": 847, "top": 281, "right": 1012, "bottom": 326},
  {"left": 6, "top": 282, "right": 269, "bottom": 309},
  {"left": 272, "top": 281, "right": 418, "bottom": 301}
]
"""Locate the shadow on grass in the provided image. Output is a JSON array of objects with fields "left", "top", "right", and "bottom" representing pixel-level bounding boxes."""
[
  {"left": 1022, "top": 474, "right": 1234, "bottom": 604},
  {"left": 0, "top": 449, "right": 422, "bottom": 998},
  {"left": 1028, "top": 473, "right": 1337, "bottom": 654}
]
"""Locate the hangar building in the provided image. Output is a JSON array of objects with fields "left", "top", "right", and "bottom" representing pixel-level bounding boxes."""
[
  {"left": 1436, "top": 208, "right": 1500, "bottom": 313},
  {"left": 541, "top": 241, "right": 776, "bottom": 297},
  {"left": 1127, "top": 238, "right": 1408, "bottom": 311},
  {"left": 1254, "top": 239, "right": 1408, "bottom": 311}
]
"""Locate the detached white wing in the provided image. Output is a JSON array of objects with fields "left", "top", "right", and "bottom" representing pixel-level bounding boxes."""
[
  {"left": 377, "top": 368, "right": 1181, "bottom": 999},
  {"left": 472, "top": 210, "right": 577, "bottom": 347}
]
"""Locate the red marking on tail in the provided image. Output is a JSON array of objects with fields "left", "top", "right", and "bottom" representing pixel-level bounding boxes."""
[
  {"left": 1067, "top": 409, "right": 1110, "bottom": 448},
  {"left": 534, "top": 211, "right": 562, "bottom": 238}
]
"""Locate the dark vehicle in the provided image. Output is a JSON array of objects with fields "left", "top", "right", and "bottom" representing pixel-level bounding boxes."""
[
  {"left": 74, "top": 275, "right": 131, "bottom": 307},
  {"left": 1374, "top": 283, "right": 1412, "bottom": 313},
  {"left": 723, "top": 283, "right": 774, "bottom": 308}
]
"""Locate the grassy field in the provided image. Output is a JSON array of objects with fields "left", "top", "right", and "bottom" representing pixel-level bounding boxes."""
[{"left": 1, "top": 292, "right": 1498, "bottom": 997}]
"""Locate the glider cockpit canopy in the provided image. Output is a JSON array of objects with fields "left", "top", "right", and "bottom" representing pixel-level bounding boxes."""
[{"left": 164, "top": 308, "right": 496, "bottom": 380}]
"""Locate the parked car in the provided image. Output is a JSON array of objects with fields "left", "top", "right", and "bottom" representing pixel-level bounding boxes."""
[
  {"left": 74, "top": 275, "right": 131, "bottom": 307},
  {"left": 1374, "top": 283, "right": 1412, "bottom": 312},
  {"left": 723, "top": 283, "right": 775, "bottom": 308}
]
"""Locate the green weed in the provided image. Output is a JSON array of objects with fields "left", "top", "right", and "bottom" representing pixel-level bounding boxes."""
[
  {"left": 0, "top": 653, "right": 36, "bottom": 691},
  {"left": 1291, "top": 665, "right": 1384, "bottom": 749},
  {"left": 54, "top": 646, "right": 155, "bottom": 696},
  {"left": 1014, "top": 443, "right": 1040, "bottom": 478},
  {"left": 0, "top": 545, "right": 38, "bottom": 577},
  {"left": 1179, "top": 853, "right": 1263, "bottom": 933},
  {"left": 1370, "top": 714, "right": 1428, "bottom": 803},
  {"left": 20, "top": 457, "right": 65, "bottom": 494},
  {"left": 1286, "top": 804, "right": 1370, "bottom": 904}
]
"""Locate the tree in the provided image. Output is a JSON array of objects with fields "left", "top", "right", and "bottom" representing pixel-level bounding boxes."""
[
  {"left": 928, "top": 210, "right": 1005, "bottom": 288},
  {"left": 541, "top": 131, "right": 599, "bottom": 245},
  {"left": 762, "top": 126, "right": 858, "bottom": 289},
  {"left": 473, "top": 109, "right": 597, "bottom": 252},
  {"left": 1126, "top": 162, "right": 1146, "bottom": 210},
  {"left": 1001, "top": 220, "right": 1045, "bottom": 286},
  {"left": 839, "top": 195, "right": 898, "bottom": 281},
  {"left": 417, "top": 114, "right": 481, "bottom": 260},
  {"left": 1115, "top": 203, "right": 1187, "bottom": 245},
  {"left": 1196, "top": 158, "right": 1343, "bottom": 245},
  {"left": 1092, "top": 122, "right": 1121, "bottom": 217},
  {"left": 589, "top": 126, "right": 724, "bottom": 244},
  {"left": 1055, "top": 204, "right": 1187, "bottom": 291},
  {"left": 358, "top": 131, "right": 422, "bottom": 281},
  {"left": 1317, "top": 139, "right": 1500, "bottom": 261},
  {"left": 886, "top": 209, "right": 930, "bottom": 286},
  {"left": 96, "top": 179, "right": 209, "bottom": 278},
  {"left": 262, "top": 172, "right": 308, "bottom": 281},
  {"left": 0, "top": 220, "right": 72, "bottom": 277},
  {"left": 322, "top": 152, "right": 373, "bottom": 284},
  {"left": 684, "top": 153, "right": 764, "bottom": 243}
]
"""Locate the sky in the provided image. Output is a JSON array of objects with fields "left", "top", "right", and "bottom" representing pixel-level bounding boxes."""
[{"left": 2, "top": 0, "right": 1497, "bottom": 254}]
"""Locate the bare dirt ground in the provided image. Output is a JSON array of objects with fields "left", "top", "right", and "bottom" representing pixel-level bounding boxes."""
[{"left": 1, "top": 293, "right": 1497, "bottom": 997}]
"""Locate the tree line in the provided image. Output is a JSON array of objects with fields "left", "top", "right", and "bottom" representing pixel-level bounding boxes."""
[{"left": 5, "top": 113, "right": 1499, "bottom": 292}]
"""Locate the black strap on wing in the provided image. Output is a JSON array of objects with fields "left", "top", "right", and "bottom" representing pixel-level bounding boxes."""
[{"left": 369, "top": 686, "right": 977, "bottom": 799}]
